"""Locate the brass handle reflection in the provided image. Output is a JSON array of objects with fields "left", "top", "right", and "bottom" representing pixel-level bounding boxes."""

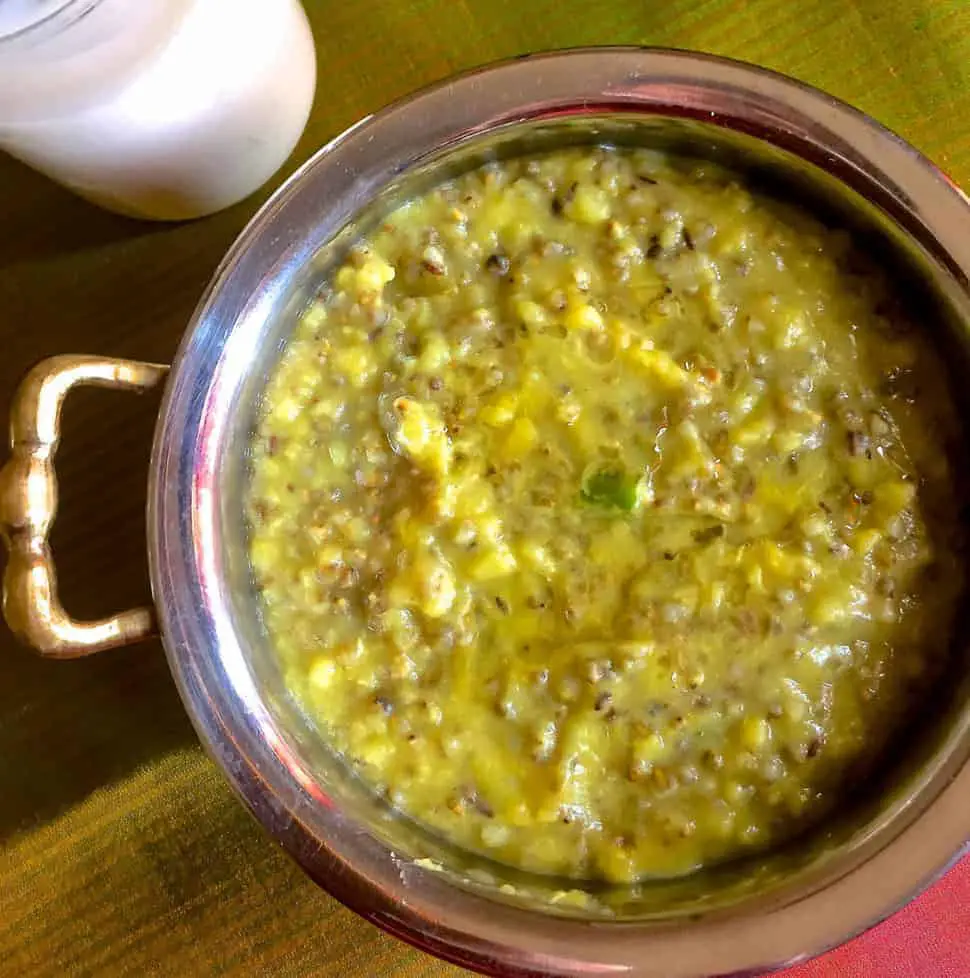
[{"left": 0, "top": 356, "right": 168, "bottom": 658}]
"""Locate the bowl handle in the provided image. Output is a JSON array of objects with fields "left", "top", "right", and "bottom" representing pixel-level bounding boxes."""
[{"left": 0, "top": 355, "right": 168, "bottom": 658}]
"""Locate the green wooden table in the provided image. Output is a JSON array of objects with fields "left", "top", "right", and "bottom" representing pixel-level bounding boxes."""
[{"left": 2, "top": 2, "right": 969, "bottom": 975}]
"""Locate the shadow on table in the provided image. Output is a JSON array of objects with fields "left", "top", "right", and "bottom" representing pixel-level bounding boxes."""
[
  {"left": 0, "top": 382, "right": 201, "bottom": 842},
  {"left": 0, "top": 151, "right": 262, "bottom": 842},
  {"left": 0, "top": 155, "right": 169, "bottom": 269}
]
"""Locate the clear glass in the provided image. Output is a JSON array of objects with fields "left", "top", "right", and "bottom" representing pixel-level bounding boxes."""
[
  {"left": 0, "top": 0, "right": 317, "bottom": 220},
  {"left": 0, "top": 0, "right": 79, "bottom": 38}
]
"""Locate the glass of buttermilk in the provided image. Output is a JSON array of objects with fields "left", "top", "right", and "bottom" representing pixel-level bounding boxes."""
[{"left": 0, "top": 0, "right": 317, "bottom": 220}]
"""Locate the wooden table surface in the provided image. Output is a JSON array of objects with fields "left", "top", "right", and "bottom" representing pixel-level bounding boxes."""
[{"left": 1, "top": 2, "right": 969, "bottom": 976}]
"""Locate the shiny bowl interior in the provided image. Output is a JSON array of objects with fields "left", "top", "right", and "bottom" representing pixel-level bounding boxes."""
[
  {"left": 149, "top": 49, "right": 970, "bottom": 978},
  {"left": 224, "top": 114, "right": 970, "bottom": 918}
]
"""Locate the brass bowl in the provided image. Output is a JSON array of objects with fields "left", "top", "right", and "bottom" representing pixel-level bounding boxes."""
[{"left": 3, "top": 48, "right": 970, "bottom": 978}]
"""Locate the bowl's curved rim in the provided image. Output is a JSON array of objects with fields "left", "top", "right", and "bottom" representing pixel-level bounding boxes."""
[{"left": 148, "top": 46, "right": 970, "bottom": 978}]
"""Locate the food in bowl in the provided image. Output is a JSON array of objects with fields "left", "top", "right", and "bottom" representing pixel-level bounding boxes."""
[{"left": 245, "top": 145, "right": 965, "bottom": 883}]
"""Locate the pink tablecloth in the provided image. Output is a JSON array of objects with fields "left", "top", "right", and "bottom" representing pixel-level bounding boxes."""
[{"left": 785, "top": 855, "right": 970, "bottom": 977}]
